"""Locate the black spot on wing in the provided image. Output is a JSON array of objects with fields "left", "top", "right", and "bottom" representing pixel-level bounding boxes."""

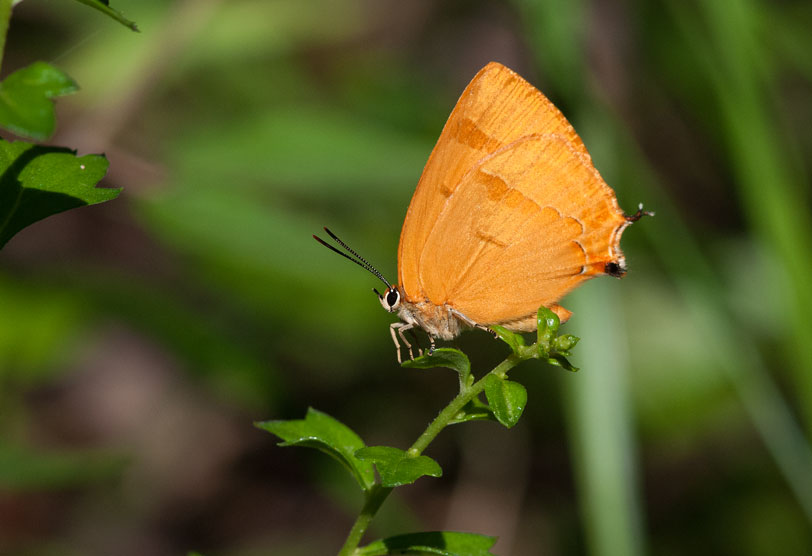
[{"left": 605, "top": 261, "right": 626, "bottom": 277}]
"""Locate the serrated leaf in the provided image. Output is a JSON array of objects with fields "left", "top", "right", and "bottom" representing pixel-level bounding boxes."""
[
  {"left": 0, "top": 63, "right": 78, "bottom": 140},
  {"left": 536, "top": 306, "right": 561, "bottom": 355},
  {"left": 448, "top": 398, "right": 497, "bottom": 425},
  {"left": 483, "top": 375, "right": 527, "bottom": 428},
  {"left": 0, "top": 141, "right": 118, "bottom": 248},
  {"left": 401, "top": 348, "right": 470, "bottom": 380},
  {"left": 255, "top": 408, "right": 375, "bottom": 491},
  {"left": 72, "top": 0, "right": 139, "bottom": 31},
  {"left": 358, "top": 531, "right": 497, "bottom": 556},
  {"left": 355, "top": 446, "right": 442, "bottom": 487},
  {"left": 491, "top": 325, "right": 526, "bottom": 355}
]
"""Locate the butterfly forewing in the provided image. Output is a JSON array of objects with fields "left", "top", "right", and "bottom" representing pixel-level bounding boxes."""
[
  {"left": 397, "top": 62, "right": 592, "bottom": 301},
  {"left": 397, "top": 62, "right": 629, "bottom": 327}
]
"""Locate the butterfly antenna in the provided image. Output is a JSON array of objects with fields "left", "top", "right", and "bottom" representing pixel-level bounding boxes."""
[{"left": 313, "top": 227, "right": 392, "bottom": 289}]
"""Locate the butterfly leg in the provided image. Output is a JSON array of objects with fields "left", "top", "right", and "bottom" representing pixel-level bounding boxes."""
[
  {"left": 427, "top": 335, "right": 436, "bottom": 356},
  {"left": 449, "top": 307, "right": 498, "bottom": 339},
  {"left": 481, "top": 325, "right": 499, "bottom": 339},
  {"left": 390, "top": 322, "right": 406, "bottom": 363},
  {"left": 408, "top": 328, "right": 424, "bottom": 357},
  {"left": 390, "top": 322, "right": 417, "bottom": 363},
  {"left": 449, "top": 307, "right": 493, "bottom": 336},
  {"left": 397, "top": 325, "right": 418, "bottom": 361}
]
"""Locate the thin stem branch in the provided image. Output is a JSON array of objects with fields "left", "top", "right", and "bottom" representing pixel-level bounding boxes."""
[
  {"left": 409, "top": 354, "right": 522, "bottom": 456},
  {"left": 336, "top": 353, "right": 524, "bottom": 555}
]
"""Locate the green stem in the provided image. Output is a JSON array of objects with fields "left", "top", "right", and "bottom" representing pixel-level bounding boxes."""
[
  {"left": 336, "top": 353, "right": 523, "bottom": 555},
  {"left": 409, "top": 354, "right": 522, "bottom": 456},
  {"left": 0, "top": 0, "right": 12, "bottom": 70},
  {"left": 337, "top": 484, "right": 393, "bottom": 556}
]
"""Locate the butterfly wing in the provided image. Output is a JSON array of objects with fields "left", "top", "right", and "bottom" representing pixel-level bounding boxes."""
[
  {"left": 416, "top": 133, "right": 628, "bottom": 326},
  {"left": 398, "top": 62, "right": 592, "bottom": 300},
  {"left": 398, "top": 62, "right": 629, "bottom": 326}
]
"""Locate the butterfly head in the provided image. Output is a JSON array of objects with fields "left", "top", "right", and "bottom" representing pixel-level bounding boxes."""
[{"left": 374, "top": 286, "right": 401, "bottom": 313}]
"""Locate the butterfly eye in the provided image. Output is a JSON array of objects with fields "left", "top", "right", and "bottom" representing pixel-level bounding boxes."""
[{"left": 380, "top": 288, "right": 400, "bottom": 312}]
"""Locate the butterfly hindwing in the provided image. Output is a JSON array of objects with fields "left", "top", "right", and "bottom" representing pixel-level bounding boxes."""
[{"left": 415, "top": 134, "right": 627, "bottom": 325}]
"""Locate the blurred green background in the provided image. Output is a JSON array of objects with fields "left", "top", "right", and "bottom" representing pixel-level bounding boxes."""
[{"left": 2, "top": 0, "right": 811, "bottom": 554}]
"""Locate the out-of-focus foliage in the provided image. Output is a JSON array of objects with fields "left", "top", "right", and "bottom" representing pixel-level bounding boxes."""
[
  {"left": 1, "top": 0, "right": 811, "bottom": 555},
  {"left": 0, "top": 62, "right": 77, "bottom": 140}
]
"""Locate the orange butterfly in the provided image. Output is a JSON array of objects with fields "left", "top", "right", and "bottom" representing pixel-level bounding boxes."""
[{"left": 316, "top": 62, "right": 648, "bottom": 362}]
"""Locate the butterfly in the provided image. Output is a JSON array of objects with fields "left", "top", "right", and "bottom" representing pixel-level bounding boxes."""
[{"left": 315, "top": 62, "right": 648, "bottom": 362}]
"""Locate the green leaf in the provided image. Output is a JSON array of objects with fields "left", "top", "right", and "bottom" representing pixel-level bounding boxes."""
[
  {"left": 553, "top": 334, "right": 580, "bottom": 354},
  {"left": 255, "top": 408, "right": 375, "bottom": 491},
  {"left": 355, "top": 446, "right": 442, "bottom": 487},
  {"left": 0, "top": 63, "right": 78, "bottom": 140},
  {"left": 491, "top": 325, "right": 526, "bottom": 355},
  {"left": 71, "top": 0, "right": 139, "bottom": 31},
  {"left": 448, "top": 398, "right": 497, "bottom": 425},
  {"left": 536, "top": 306, "right": 561, "bottom": 355},
  {"left": 358, "top": 531, "right": 497, "bottom": 556},
  {"left": 545, "top": 353, "right": 579, "bottom": 373},
  {"left": 402, "top": 348, "right": 470, "bottom": 379},
  {"left": 0, "top": 140, "right": 118, "bottom": 248},
  {"left": 483, "top": 375, "right": 527, "bottom": 428}
]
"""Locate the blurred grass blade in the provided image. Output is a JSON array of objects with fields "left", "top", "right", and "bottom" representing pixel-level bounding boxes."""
[
  {"left": 565, "top": 281, "right": 646, "bottom": 556},
  {"left": 612, "top": 119, "right": 812, "bottom": 523},
  {"left": 516, "top": 0, "right": 647, "bottom": 553},
  {"left": 682, "top": 280, "right": 812, "bottom": 523},
  {"left": 668, "top": 0, "right": 812, "bottom": 437},
  {"left": 513, "top": 0, "right": 586, "bottom": 101}
]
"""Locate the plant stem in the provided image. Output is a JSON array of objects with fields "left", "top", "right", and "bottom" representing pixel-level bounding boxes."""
[
  {"left": 336, "top": 353, "right": 523, "bottom": 555},
  {"left": 409, "top": 354, "right": 521, "bottom": 456},
  {"left": 0, "top": 0, "right": 13, "bottom": 70},
  {"left": 337, "top": 484, "right": 393, "bottom": 556}
]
